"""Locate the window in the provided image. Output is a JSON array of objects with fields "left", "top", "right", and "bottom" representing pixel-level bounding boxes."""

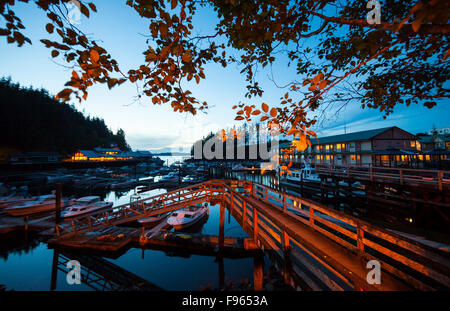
[
  {"left": 410, "top": 141, "right": 415, "bottom": 148},
  {"left": 350, "top": 155, "right": 356, "bottom": 161},
  {"left": 337, "top": 144, "right": 341, "bottom": 150},
  {"left": 325, "top": 145, "right": 329, "bottom": 151}
]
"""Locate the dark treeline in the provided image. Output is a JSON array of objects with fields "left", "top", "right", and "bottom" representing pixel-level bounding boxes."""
[{"left": 0, "top": 77, "right": 130, "bottom": 154}]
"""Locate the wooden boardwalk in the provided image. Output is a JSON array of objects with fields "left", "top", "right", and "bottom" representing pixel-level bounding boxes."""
[{"left": 49, "top": 179, "right": 450, "bottom": 291}]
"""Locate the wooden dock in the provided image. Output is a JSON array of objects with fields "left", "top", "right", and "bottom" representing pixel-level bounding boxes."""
[{"left": 18, "top": 179, "right": 450, "bottom": 290}]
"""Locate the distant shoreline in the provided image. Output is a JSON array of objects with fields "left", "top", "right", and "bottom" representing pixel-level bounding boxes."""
[{"left": 153, "top": 152, "right": 191, "bottom": 156}]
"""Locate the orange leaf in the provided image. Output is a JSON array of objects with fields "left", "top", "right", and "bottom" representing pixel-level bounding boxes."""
[
  {"left": 270, "top": 107, "right": 277, "bottom": 117},
  {"left": 261, "top": 102, "right": 269, "bottom": 112},
  {"left": 251, "top": 109, "right": 261, "bottom": 115},
  {"left": 235, "top": 116, "right": 244, "bottom": 120},
  {"left": 90, "top": 49, "right": 99, "bottom": 63},
  {"left": 260, "top": 116, "right": 269, "bottom": 122}
]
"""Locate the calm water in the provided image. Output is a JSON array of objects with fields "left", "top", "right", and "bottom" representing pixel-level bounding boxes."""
[
  {"left": 0, "top": 156, "right": 293, "bottom": 291},
  {"left": 0, "top": 165, "right": 275, "bottom": 290}
]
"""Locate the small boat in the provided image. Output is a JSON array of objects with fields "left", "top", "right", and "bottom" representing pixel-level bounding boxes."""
[
  {"left": 61, "top": 196, "right": 112, "bottom": 218},
  {"left": 285, "top": 162, "right": 321, "bottom": 183},
  {"left": 160, "top": 172, "right": 178, "bottom": 183},
  {"left": 138, "top": 212, "right": 168, "bottom": 227},
  {"left": 167, "top": 204, "right": 209, "bottom": 230},
  {"left": 4, "top": 195, "right": 57, "bottom": 216},
  {"left": 0, "top": 195, "right": 34, "bottom": 208}
]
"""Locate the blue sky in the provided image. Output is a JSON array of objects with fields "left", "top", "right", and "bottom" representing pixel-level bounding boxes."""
[{"left": 1, "top": 1, "right": 448, "bottom": 152}]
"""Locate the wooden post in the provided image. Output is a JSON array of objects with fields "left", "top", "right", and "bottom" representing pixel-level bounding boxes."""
[
  {"left": 50, "top": 249, "right": 59, "bottom": 291},
  {"left": 55, "top": 183, "right": 62, "bottom": 224},
  {"left": 438, "top": 171, "right": 443, "bottom": 191},
  {"left": 399, "top": 169, "right": 404, "bottom": 185},
  {"left": 310, "top": 207, "right": 315, "bottom": 225},
  {"left": 24, "top": 216, "right": 29, "bottom": 231},
  {"left": 282, "top": 230, "right": 292, "bottom": 286},
  {"left": 253, "top": 208, "right": 258, "bottom": 240},
  {"left": 253, "top": 255, "right": 264, "bottom": 291},
  {"left": 242, "top": 200, "right": 247, "bottom": 227},
  {"left": 357, "top": 226, "right": 364, "bottom": 253},
  {"left": 370, "top": 167, "right": 373, "bottom": 182},
  {"left": 283, "top": 195, "right": 286, "bottom": 214}
]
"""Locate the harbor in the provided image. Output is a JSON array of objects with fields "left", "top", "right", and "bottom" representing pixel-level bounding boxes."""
[{"left": 1, "top": 157, "right": 449, "bottom": 291}]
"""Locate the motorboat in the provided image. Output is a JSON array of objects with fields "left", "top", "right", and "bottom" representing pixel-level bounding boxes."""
[
  {"left": 182, "top": 175, "right": 204, "bottom": 183},
  {"left": 167, "top": 203, "right": 209, "bottom": 230},
  {"left": 160, "top": 172, "right": 179, "bottom": 183},
  {"left": 137, "top": 212, "right": 168, "bottom": 227},
  {"left": 61, "top": 196, "right": 112, "bottom": 218},
  {"left": 285, "top": 162, "right": 321, "bottom": 183},
  {"left": 0, "top": 195, "right": 34, "bottom": 208},
  {"left": 4, "top": 194, "right": 58, "bottom": 216}
]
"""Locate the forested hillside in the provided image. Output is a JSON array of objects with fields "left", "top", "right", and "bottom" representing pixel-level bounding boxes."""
[{"left": 0, "top": 77, "right": 130, "bottom": 154}]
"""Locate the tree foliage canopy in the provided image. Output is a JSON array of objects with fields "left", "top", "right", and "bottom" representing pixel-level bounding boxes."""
[
  {"left": 0, "top": 77, "right": 130, "bottom": 153},
  {"left": 1, "top": 0, "right": 448, "bottom": 154}
]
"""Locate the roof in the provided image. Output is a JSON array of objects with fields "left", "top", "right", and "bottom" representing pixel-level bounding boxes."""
[
  {"left": 310, "top": 127, "right": 407, "bottom": 145},
  {"left": 78, "top": 150, "right": 104, "bottom": 158}
]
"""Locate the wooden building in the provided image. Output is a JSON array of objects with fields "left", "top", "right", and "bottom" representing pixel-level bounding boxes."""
[{"left": 283, "top": 126, "right": 424, "bottom": 167}]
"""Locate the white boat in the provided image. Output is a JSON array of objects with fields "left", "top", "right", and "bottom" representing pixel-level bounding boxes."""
[
  {"left": 4, "top": 195, "right": 57, "bottom": 216},
  {"left": 160, "top": 172, "right": 178, "bottom": 182},
  {"left": 61, "top": 196, "right": 112, "bottom": 218},
  {"left": 0, "top": 195, "right": 34, "bottom": 208},
  {"left": 138, "top": 212, "right": 168, "bottom": 226},
  {"left": 167, "top": 204, "right": 209, "bottom": 230},
  {"left": 285, "top": 162, "right": 321, "bottom": 183}
]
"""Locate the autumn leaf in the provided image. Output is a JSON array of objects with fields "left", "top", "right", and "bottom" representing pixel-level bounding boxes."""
[
  {"left": 235, "top": 116, "right": 244, "bottom": 120},
  {"left": 90, "top": 49, "right": 99, "bottom": 63},
  {"left": 260, "top": 115, "right": 269, "bottom": 122},
  {"left": 51, "top": 50, "right": 59, "bottom": 58},
  {"left": 251, "top": 109, "right": 261, "bottom": 115},
  {"left": 88, "top": 3, "right": 97, "bottom": 13},
  {"left": 261, "top": 102, "right": 268, "bottom": 112},
  {"left": 318, "top": 80, "right": 327, "bottom": 90},
  {"left": 45, "top": 23, "right": 54, "bottom": 34},
  {"left": 270, "top": 107, "right": 277, "bottom": 117},
  {"left": 171, "top": 0, "right": 178, "bottom": 10}
]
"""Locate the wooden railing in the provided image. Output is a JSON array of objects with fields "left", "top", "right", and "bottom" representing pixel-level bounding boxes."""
[
  {"left": 313, "top": 164, "right": 450, "bottom": 190},
  {"left": 54, "top": 179, "right": 450, "bottom": 290},
  {"left": 240, "top": 182, "right": 450, "bottom": 290}
]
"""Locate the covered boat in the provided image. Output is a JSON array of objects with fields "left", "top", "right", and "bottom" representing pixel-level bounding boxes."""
[
  {"left": 167, "top": 204, "right": 209, "bottom": 230},
  {"left": 61, "top": 196, "right": 112, "bottom": 218},
  {"left": 4, "top": 195, "right": 57, "bottom": 216}
]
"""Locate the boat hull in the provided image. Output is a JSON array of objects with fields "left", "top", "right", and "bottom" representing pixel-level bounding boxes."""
[{"left": 168, "top": 208, "right": 208, "bottom": 230}]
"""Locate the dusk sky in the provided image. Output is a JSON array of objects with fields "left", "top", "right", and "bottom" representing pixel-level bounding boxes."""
[{"left": 1, "top": 1, "right": 448, "bottom": 152}]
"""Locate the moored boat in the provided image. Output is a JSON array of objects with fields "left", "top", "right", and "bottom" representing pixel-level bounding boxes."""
[
  {"left": 61, "top": 196, "right": 112, "bottom": 218},
  {"left": 167, "top": 204, "right": 209, "bottom": 230},
  {"left": 4, "top": 195, "right": 57, "bottom": 216},
  {"left": 137, "top": 212, "right": 168, "bottom": 227}
]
